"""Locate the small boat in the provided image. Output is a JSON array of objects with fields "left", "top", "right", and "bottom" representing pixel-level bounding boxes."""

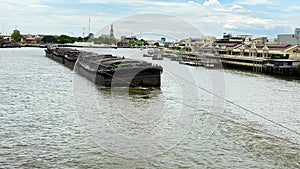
[
  {"left": 143, "top": 54, "right": 152, "bottom": 57},
  {"left": 0, "top": 43, "right": 22, "bottom": 48},
  {"left": 179, "top": 60, "right": 204, "bottom": 66},
  {"left": 152, "top": 56, "right": 164, "bottom": 60}
]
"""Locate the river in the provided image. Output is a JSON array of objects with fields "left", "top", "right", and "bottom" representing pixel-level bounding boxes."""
[{"left": 0, "top": 47, "right": 299, "bottom": 168}]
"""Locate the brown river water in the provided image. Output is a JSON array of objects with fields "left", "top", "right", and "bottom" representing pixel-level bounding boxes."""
[{"left": 0, "top": 47, "right": 299, "bottom": 168}]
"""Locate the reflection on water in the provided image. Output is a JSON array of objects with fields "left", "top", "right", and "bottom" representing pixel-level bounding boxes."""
[{"left": 0, "top": 48, "right": 299, "bottom": 168}]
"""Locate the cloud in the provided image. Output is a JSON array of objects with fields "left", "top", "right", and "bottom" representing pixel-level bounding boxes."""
[
  {"left": 235, "top": 0, "right": 277, "bottom": 6},
  {"left": 223, "top": 23, "right": 237, "bottom": 29},
  {"left": 188, "top": 0, "right": 202, "bottom": 6},
  {"left": 230, "top": 5, "right": 245, "bottom": 11},
  {"left": 80, "top": 0, "right": 202, "bottom": 8},
  {"left": 105, "top": 13, "right": 202, "bottom": 40},
  {"left": 203, "top": 0, "right": 221, "bottom": 7},
  {"left": 221, "top": 15, "right": 288, "bottom": 31},
  {"left": 79, "top": 0, "right": 147, "bottom": 4},
  {"left": 215, "top": 4, "right": 248, "bottom": 12},
  {"left": 0, "top": 0, "right": 295, "bottom": 39},
  {"left": 284, "top": 6, "right": 300, "bottom": 12},
  {"left": 79, "top": 0, "right": 110, "bottom": 4}
]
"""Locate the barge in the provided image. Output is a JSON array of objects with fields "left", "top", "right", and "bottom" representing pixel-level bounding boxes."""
[
  {"left": 45, "top": 46, "right": 163, "bottom": 87},
  {"left": 45, "top": 46, "right": 81, "bottom": 69},
  {"left": 75, "top": 53, "right": 163, "bottom": 87}
]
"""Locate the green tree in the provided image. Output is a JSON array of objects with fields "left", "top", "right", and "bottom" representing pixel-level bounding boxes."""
[
  {"left": 154, "top": 42, "right": 160, "bottom": 47},
  {"left": 77, "top": 37, "right": 83, "bottom": 42},
  {"left": 84, "top": 36, "right": 90, "bottom": 42},
  {"left": 59, "top": 35, "right": 74, "bottom": 44},
  {"left": 41, "top": 35, "right": 58, "bottom": 43},
  {"left": 142, "top": 39, "right": 149, "bottom": 46},
  {"left": 11, "top": 32, "right": 22, "bottom": 42}
]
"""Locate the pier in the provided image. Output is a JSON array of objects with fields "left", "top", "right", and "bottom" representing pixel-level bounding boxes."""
[
  {"left": 154, "top": 49, "right": 300, "bottom": 76},
  {"left": 200, "top": 54, "right": 300, "bottom": 76}
]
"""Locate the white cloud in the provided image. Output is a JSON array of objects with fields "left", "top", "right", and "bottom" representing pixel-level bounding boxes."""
[
  {"left": 284, "top": 6, "right": 300, "bottom": 12},
  {"left": 214, "top": 4, "right": 248, "bottom": 12},
  {"left": 230, "top": 5, "right": 245, "bottom": 11},
  {"left": 79, "top": 0, "right": 110, "bottom": 4},
  {"left": 223, "top": 23, "right": 237, "bottom": 29},
  {"left": 95, "top": 13, "right": 203, "bottom": 40},
  {"left": 235, "top": 0, "right": 277, "bottom": 6},
  {"left": 203, "top": 0, "right": 221, "bottom": 7},
  {"left": 79, "top": 0, "right": 181, "bottom": 7},
  {"left": 0, "top": 0, "right": 294, "bottom": 38},
  {"left": 188, "top": 0, "right": 202, "bottom": 6},
  {"left": 221, "top": 15, "right": 288, "bottom": 31},
  {"left": 79, "top": 0, "right": 146, "bottom": 4}
]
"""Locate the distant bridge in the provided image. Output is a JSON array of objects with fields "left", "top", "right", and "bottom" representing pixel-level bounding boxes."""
[{"left": 128, "top": 32, "right": 180, "bottom": 41}]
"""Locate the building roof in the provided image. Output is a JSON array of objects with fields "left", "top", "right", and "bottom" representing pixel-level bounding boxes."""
[
  {"left": 241, "top": 44, "right": 294, "bottom": 51},
  {"left": 213, "top": 42, "right": 240, "bottom": 48},
  {"left": 25, "top": 37, "right": 36, "bottom": 41}
]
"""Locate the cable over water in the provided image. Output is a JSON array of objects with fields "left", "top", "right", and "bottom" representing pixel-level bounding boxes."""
[{"left": 97, "top": 61, "right": 300, "bottom": 146}]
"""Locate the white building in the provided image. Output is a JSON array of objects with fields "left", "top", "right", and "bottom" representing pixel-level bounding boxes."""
[{"left": 278, "top": 28, "right": 300, "bottom": 45}]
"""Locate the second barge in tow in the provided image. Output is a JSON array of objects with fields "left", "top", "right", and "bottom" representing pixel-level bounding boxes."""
[{"left": 45, "top": 46, "right": 163, "bottom": 87}]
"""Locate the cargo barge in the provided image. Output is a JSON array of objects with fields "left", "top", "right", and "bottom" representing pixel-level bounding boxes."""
[
  {"left": 44, "top": 46, "right": 163, "bottom": 87},
  {"left": 45, "top": 46, "right": 81, "bottom": 69}
]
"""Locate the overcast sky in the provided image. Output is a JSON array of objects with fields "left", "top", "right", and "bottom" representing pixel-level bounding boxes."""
[{"left": 0, "top": 0, "right": 299, "bottom": 39}]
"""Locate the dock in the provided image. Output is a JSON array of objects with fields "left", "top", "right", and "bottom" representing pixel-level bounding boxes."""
[
  {"left": 154, "top": 49, "right": 300, "bottom": 76},
  {"left": 204, "top": 54, "right": 300, "bottom": 76}
]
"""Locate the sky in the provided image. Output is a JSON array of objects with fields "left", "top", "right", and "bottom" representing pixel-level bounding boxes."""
[{"left": 0, "top": 0, "right": 299, "bottom": 40}]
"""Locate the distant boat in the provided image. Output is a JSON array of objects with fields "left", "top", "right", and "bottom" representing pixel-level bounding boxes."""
[
  {"left": 0, "top": 42, "right": 22, "bottom": 48},
  {"left": 152, "top": 56, "right": 164, "bottom": 60},
  {"left": 143, "top": 54, "right": 152, "bottom": 57},
  {"left": 179, "top": 60, "right": 204, "bottom": 66}
]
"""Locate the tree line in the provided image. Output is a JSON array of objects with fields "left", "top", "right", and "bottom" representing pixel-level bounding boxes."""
[
  {"left": 7, "top": 31, "right": 91, "bottom": 44},
  {"left": 41, "top": 35, "right": 90, "bottom": 44}
]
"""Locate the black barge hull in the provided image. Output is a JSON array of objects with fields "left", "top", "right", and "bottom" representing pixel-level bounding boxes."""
[
  {"left": 75, "top": 62, "right": 161, "bottom": 87},
  {"left": 44, "top": 47, "right": 79, "bottom": 69},
  {"left": 45, "top": 47, "right": 163, "bottom": 88}
]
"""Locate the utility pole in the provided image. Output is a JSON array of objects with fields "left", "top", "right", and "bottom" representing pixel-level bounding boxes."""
[
  {"left": 83, "top": 27, "right": 85, "bottom": 42},
  {"left": 88, "top": 17, "right": 91, "bottom": 34}
]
